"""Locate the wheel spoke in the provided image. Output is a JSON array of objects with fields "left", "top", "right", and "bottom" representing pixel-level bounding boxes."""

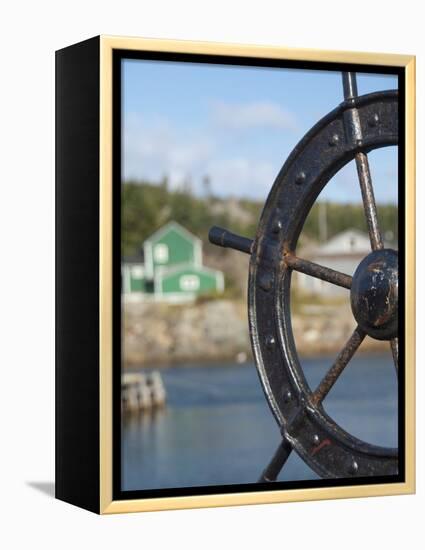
[
  {"left": 341, "top": 73, "right": 384, "bottom": 250},
  {"left": 342, "top": 71, "right": 359, "bottom": 99},
  {"left": 355, "top": 152, "right": 384, "bottom": 251},
  {"left": 285, "top": 253, "right": 352, "bottom": 289},
  {"left": 390, "top": 337, "right": 399, "bottom": 374},
  {"left": 208, "top": 226, "right": 253, "bottom": 254},
  {"left": 258, "top": 436, "right": 292, "bottom": 482},
  {"left": 341, "top": 73, "right": 384, "bottom": 251},
  {"left": 311, "top": 326, "right": 365, "bottom": 406}
]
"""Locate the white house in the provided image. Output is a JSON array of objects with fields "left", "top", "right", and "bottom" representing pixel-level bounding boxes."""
[{"left": 295, "top": 229, "right": 374, "bottom": 297}]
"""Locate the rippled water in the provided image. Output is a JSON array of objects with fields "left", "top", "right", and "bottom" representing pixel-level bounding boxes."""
[{"left": 122, "top": 353, "right": 398, "bottom": 491}]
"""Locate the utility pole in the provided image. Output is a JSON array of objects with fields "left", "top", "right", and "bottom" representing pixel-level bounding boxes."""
[{"left": 202, "top": 175, "right": 212, "bottom": 199}]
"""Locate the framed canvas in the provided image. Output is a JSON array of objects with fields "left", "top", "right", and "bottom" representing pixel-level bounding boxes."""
[{"left": 55, "top": 35, "right": 415, "bottom": 514}]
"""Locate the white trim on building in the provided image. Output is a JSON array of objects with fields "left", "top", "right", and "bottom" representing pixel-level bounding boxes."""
[
  {"left": 155, "top": 262, "right": 222, "bottom": 278},
  {"left": 144, "top": 240, "right": 154, "bottom": 279}
]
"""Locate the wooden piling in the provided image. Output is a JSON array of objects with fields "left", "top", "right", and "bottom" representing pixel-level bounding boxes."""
[{"left": 121, "top": 371, "right": 167, "bottom": 412}]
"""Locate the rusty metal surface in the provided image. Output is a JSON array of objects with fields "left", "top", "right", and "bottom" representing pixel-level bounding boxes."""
[
  {"left": 284, "top": 253, "right": 352, "bottom": 289},
  {"left": 311, "top": 327, "right": 365, "bottom": 406},
  {"left": 209, "top": 73, "right": 399, "bottom": 481},
  {"left": 355, "top": 152, "right": 384, "bottom": 250},
  {"left": 342, "top": 72, "right": 384, "bottom": 251},
  {"left": 350, "top": 249, "right": 398, "bottom": 340}
]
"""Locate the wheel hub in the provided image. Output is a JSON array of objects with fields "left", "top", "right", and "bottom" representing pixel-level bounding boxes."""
[{"left": 350, "top": 249, "right": 398, "bottom": 341}]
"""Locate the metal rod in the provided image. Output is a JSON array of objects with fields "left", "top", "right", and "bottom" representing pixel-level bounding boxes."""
[
  {"left": 390, "top": 337, "right": 399, "bottom": 374},
  {"left": 341, "top": 72, "right": 384, "bottom": 251},
  {"left": 285, "top": 253, "right": 352, "bottom": 289},
  {"left": 258, "top": 437, "right": 293, "bottom": 482},
  {"left": 342, "top": 72, "right": 358, "bottom": 100},
  {"left": 311, "top": 326, "right": 365, "bottom": 406},
  {"left": 208, "top": 226, "right": 253, "bottom": 254},
  {"left": 355, "top": 152, "right": 384, "bottom": 250}
]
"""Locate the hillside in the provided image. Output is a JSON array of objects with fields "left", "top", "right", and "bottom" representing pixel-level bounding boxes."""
[{"left": 122, "top": 179, "right": 398, "bottom": 296}]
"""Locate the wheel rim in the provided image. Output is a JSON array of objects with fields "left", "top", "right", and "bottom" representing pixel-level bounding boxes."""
[{"left": 248, "top": 90, "right": 399, "bottom": 478}]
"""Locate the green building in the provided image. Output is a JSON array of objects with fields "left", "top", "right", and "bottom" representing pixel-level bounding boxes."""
[{"left": 122, "top": 221, "right": 224, "bottom": 302}]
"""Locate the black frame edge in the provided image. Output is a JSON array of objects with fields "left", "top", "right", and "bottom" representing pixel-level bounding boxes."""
[
  {"left": 55, "top": 36, "right": 101, "bottom": 514},
  {"left": 112, "top": 49, "right": 405, "bottom": 502}
]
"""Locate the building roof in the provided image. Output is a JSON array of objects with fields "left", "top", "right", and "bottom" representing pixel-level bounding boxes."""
[
  {"left": 144, "top": 221, "right": 201, "bottom": 246},
  {"left": 314, "top": 229, "right": 370, "bottom": 256}
]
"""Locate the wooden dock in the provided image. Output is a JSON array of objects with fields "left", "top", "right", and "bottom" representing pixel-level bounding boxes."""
[{"left": 121, "top": 371, "right": 166, "bottom": 412}]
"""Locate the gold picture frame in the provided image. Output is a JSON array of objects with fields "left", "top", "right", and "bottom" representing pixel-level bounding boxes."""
[{"left": 56, "top": 35, "right": 415, "bottom": 514}]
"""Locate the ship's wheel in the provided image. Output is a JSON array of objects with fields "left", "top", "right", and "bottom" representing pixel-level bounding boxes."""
[{"left": 209, "top": 72, "right": 399, "bottom": 480}]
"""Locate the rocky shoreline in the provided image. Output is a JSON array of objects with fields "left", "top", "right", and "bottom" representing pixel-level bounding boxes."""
[
  {"left": 123, "top": 299, "right": 387, "bottom": 367},
  {"left": 123, "top": 300, "right": 249, "bottom": 366}
]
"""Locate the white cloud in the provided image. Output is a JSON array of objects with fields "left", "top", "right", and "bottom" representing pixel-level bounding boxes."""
[
  {"left": 123, "top": 111, "right": 284, "bottom": 198},
  {"left": 211, "top": 100, "right": 298, "bottom": 131},
  {"left": 204, "top": 157, "right": 277, "bottom": 198},
  {"left": 123, "top": 110, "right": 395, "bottom": 204},
  {"left": 123, "top": 114, "right": 215, "bottom": 187}
]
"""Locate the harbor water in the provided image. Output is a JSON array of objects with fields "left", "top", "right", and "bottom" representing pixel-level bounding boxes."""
[{"left": 122, "top": 353, "right": 398, "bottom": 491}]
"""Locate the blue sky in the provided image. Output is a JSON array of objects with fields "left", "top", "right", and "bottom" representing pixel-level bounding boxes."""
[{"left": 122, "top": 59, "right": 398, "bottom": 204}]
